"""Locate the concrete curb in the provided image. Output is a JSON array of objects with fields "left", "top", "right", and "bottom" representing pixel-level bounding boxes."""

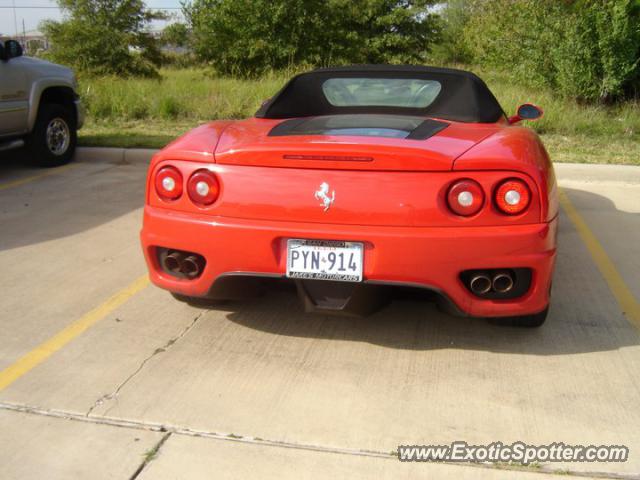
[
  {"left": 554, "top": 162, "right": 640, "bottom": 184},
  {"left": 74, "top": 147, "right": 158, "bottom": 165}
]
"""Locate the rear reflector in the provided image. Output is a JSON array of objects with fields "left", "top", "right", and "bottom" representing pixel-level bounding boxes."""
[
  {"left": 447, "top": 179, "right": 485, "bottom": 216},
  {"left": 495, "top": 179, "right": 531, "bottom": 215}
]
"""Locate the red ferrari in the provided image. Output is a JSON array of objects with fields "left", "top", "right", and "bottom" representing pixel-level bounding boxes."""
[{"left": 141, "top": 66, "right": 558, "bottom": 327}]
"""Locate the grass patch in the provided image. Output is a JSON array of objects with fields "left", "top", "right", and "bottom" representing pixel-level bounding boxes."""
[
  {"left": 79, "top": 119, "right": 196, "bottom": 148},
  {"left": 477, "top": 66, "right": 640, "bottom": 140},
  {"left": 541, "top": 134, "right": 640, "bottom": 165},
  {"left": 80, "top": 68, "right": 286, "bottom": 122},
  {"left": 78, "top": 67, "right": 640, "bottom": 165}
]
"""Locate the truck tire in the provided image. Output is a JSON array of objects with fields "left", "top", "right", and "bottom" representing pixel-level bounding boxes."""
[{"left": 27, "top": 103, "right": 77, "bottom": 167}]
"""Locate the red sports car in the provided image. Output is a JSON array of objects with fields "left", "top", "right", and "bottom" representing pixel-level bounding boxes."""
[{"left": 141, "top": 66, "right": 558, "bottom": 327}]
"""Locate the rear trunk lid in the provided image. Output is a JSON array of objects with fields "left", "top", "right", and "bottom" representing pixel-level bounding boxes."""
[
  {"left": 215, "top": 116, "right": 500, "bottom": 172},
  {"left": 203, "top": 115, "right": 509, "bottom": 226}
]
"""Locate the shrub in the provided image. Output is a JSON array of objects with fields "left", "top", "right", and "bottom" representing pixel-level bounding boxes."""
[
  {"left": 156, "top": 96, "right": 183, "bottom": 119},
  {"left": 461, "top": 0, "right": 640, "bottom": 102},
  {"left": 161, "top": 51, "right": 198, "bottom": 69},
  {"left": 552, "top": 0, "right": 640, "bottom": 101}
]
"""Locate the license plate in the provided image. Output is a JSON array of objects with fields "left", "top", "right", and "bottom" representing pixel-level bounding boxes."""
[{"left": 286, "top": 239, "right": 364, "bottom": 282}]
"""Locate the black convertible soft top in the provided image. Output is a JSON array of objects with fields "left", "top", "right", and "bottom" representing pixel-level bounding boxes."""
[{"left": 255, "top": 65, "right": 505, "bottom": 123}]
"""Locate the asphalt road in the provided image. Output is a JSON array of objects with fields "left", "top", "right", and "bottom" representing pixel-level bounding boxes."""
[{"left": 0, "top": 149, "right": 639, "bottom": 480}]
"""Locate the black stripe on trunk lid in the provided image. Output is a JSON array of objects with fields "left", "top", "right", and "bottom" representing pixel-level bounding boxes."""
[{"left": 268, "top": 114, "right": 449, "bottom": 140}]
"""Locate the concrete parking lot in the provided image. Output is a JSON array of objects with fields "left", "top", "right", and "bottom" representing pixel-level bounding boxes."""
[{"left": 0, "top": 149, "right": 639, "bottom": 479}]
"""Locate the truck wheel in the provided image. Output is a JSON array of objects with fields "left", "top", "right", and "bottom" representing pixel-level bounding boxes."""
[
  {"left": 27, "top": 103, "right": 77, "bottom": 167},
  {"left": 491, "top": 307, "right": 549, "bottom": 328}
]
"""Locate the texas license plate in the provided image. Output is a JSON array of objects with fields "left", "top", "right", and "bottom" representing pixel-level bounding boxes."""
[{"left": 286, "top": 239, "right": 364, "bottom": 282}]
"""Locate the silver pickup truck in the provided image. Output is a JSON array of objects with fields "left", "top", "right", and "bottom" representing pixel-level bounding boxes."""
[{"left": 0, "top": 39, "right": 83, "bottom": 167}]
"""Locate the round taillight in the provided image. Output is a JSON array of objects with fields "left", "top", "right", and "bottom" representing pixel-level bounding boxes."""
[
  {"left": 495, "top": 179, "right": 531, "bottom": 215},
  {"left": 187, "top": 169, "right": 220, "bottom": 206},
  {"left": 155, "top": 166, "right": 183, "bottom": 201},
  {"left": 447, "top": 179, "right": 485, "bottom": 216}
]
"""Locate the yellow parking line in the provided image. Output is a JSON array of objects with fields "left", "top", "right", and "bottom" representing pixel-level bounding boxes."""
[
  {"left": 559, "top": 188, "right": 640, "bottom": 329},
  {"left": 0, "top": 163, "right": 79, "bottom": 192},
  {"left": 0, "top": 275, "right": 150, "bottom": 392}
]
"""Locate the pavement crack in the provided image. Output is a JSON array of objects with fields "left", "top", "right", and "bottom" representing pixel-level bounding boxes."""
[
  {"left": 0, "top": 401, "right": 634, "bottom": 480},
  {"left": 85, "top": 311, "right": 206, "bottom": 417},
  {"left": 128, "top": 432, "right": 171, "bottom": 480}
]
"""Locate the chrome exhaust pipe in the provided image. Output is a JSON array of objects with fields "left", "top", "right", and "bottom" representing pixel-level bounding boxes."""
[
  {"left": 163, "top": 251, "right": 185, "bottom": 273},
  {"left": 181, "top": 255, "right": 204, "bottom": 278},
  {"left": 492, "top": 271, "right": 514, "bottom": 293},
  {"left": 469, "top": 274, "right": 492, "bottom": 295}
]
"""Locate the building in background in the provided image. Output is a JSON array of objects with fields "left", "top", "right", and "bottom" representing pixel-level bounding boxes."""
[{"left": 0, "top": 30, "right": 48, "bottom": 55}]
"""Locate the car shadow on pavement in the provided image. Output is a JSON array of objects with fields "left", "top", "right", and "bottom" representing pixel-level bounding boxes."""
[
  {"left": 0, "top": 149, "right": 40, "bottom": 173},
  {"left": 216, "top": 187, "right": 640, "bottom": 355}
]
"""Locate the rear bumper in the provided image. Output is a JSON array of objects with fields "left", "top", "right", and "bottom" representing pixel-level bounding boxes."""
[{"left": 140, "top": 206, "right": 557, "bottom": 318}]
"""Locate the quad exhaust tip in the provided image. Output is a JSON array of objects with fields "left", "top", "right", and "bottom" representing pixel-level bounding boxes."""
[
  {"left": 467, "top": 270, "right": 515, "bottom": 296},
  {"left": 164, "top": 251, "right": 185, "bottom": 274},
  {"left": 492, "top": 271, "right": 514, "bottom": 293},
  {"left": 182, "top": 255, "right": 204, "bottom": 278},
  {"left": 469, "top": 274, "right": 492, "bottom": 295},
  {"left": 161, "top": 249, "right": 205, "bottom": 279}
]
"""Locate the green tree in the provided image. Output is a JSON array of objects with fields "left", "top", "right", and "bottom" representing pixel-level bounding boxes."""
[
  {"left": 42, "top": 0, "right": 165, "bottom": 77},
  {"left": 162, "top": 22, "right": 189, "bottom": 47},
  {"left": 184, "top": 0, "right": 440, "bottom": 76},
  {"left": 334, "top": 0, "right": 441, "bottom": 64},
  {"left": 430, "top": 0, "right": 475, "bottom": 63}
]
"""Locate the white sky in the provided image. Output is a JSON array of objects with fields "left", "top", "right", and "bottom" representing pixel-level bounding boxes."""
[{"left": 0, "top": 0, "right": 184, "bottom": 37}]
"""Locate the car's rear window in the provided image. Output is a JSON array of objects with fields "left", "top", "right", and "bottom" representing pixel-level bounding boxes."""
[
  {"left": 256, "top": 66, "right": 506, "bottom": 123},
  {"left": 322, "top": 78, "right": 442, "bottom": 109}
]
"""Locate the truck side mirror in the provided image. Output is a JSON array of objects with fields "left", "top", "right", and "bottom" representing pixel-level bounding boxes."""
[{"left": 4, "top": 40, "right": 23, "bottom": 60}]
